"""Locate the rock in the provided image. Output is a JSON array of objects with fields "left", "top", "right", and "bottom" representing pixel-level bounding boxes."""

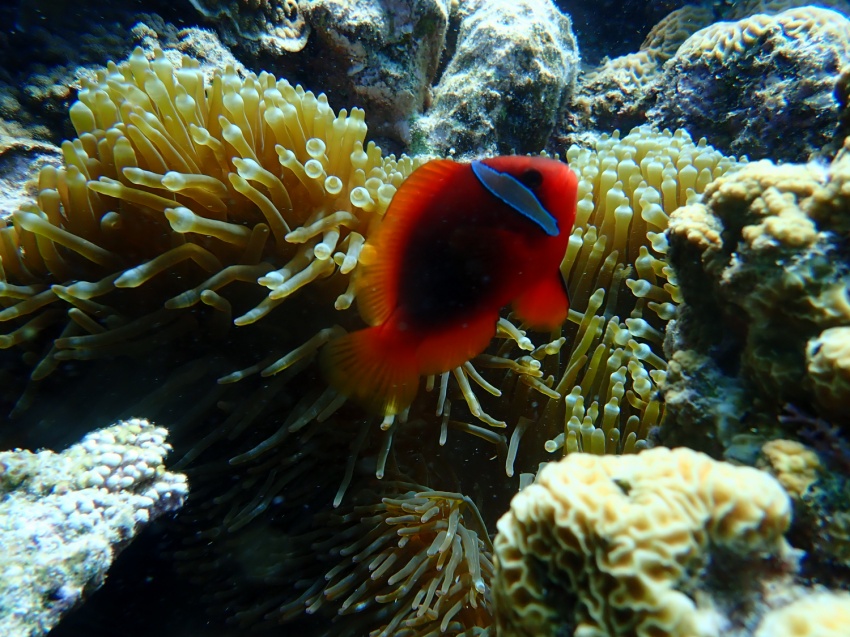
[{"left": 412, "top": 0, "right": 579, "bottom": 158}]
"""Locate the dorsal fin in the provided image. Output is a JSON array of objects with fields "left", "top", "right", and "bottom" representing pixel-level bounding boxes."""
[{"left": 471, "top": 160, "right": 559, "bottom": 236}]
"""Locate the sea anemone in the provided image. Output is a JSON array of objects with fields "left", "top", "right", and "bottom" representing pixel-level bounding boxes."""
[{"left": 0, "top": 46, "right": 419, "bottom": 412}]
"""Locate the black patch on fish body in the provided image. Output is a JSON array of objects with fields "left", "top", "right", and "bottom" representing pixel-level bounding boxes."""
[{"left": 398, "top": 217, "right": 506, "bottom": 330}]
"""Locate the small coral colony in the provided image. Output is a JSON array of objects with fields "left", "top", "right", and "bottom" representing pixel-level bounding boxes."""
[{"left": 4, "top": 34, "right": 811, "bottom": 636}]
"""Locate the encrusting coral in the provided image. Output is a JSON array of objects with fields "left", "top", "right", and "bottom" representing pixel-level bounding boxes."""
[
  {"left": 0, "top": 418, "right": 187, "bottom": 637},
  {"left": 665, "top": 135, "right": 850, "bottom": 442},
  {"left": 492, "top": 447, "right": 793, "bottom": 637}
]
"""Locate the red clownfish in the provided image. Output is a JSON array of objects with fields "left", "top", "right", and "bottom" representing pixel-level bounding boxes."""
[{"left": 321, "top": 156, "right": 579, "bottom": 415}]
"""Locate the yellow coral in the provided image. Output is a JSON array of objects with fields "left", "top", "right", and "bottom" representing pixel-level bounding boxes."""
[
  {"left": 492, "top": 447, "right": 792, "bottom": 637},
  {"left": 754, "top": 592, "right": 850, "bottom": 637},
  {"left": 806, "top": 327, "right": 850, "bottom": 419},
  {"left": 758, "top": 439, "right": 822, "bottom": 498}
]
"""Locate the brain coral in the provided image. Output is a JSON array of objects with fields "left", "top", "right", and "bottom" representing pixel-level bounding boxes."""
[
  {"left": 726, "top": 0, "right": 850, "bottom": 20},
  {"left": 492, "top": 447, "right": 792, "bottom": 637},
  {"left": 649, "top": 7, "right": 850, "bottom": 161},
  {"left": 573, "top": 5, "right": 714, "bottom": 133}
]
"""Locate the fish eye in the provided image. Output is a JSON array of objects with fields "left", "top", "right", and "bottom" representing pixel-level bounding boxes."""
[{"left": 518, "top": 168, "right": 543, "bottom": 189}]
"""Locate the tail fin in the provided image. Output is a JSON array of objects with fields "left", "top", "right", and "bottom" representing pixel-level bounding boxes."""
[{"left": 320, "top": 326, "right": 420, "bottom": 416}]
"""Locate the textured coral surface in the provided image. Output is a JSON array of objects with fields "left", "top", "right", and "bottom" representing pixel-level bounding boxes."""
[
  {"left": 0, "top": 418, "right": 186, "bottom": 637},
  {"left": 666, "top": 138, "right": 850, "bottom": 435},
  {"left": 650, "top": 7, "right": 850, "bottom": 161},
  {"left": 493, "top": 447, "right": 792, "bottom": 637}
]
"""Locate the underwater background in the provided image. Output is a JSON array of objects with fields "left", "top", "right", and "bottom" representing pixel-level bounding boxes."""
[{"left": 1, "top": 0, "right": 849, "bottom": 636}]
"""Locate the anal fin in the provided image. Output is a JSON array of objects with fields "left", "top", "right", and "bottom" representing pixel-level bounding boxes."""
[
  {"left": 414, "top": 310, "right": 501, "bottom": 376},
  {"left": 320, "top": 325, "right": 420, "bottom": 416}
]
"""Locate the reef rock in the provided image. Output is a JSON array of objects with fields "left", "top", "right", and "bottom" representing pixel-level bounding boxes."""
[
  {"left": 665, "top": 137, "right": 850, "bottom": 447},
  {"left": 413, "top": 0, "right": 579, "bottom": 158},
  {"left": 188, "top": 0, "right": 310, "bottom": 55},
  {"left": 649, "top": 7, "right": 850, "bottom": 162},
  {"left": 300, "top": 0, "right": 451, "bottom": 149},
  {"left": 0, "top": 419, "right": 187, "bottom": 637}
]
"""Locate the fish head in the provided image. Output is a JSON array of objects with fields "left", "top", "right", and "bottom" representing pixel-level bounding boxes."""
[{"left": 477, "top": 155, "right": 579, "bottom": 240}]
